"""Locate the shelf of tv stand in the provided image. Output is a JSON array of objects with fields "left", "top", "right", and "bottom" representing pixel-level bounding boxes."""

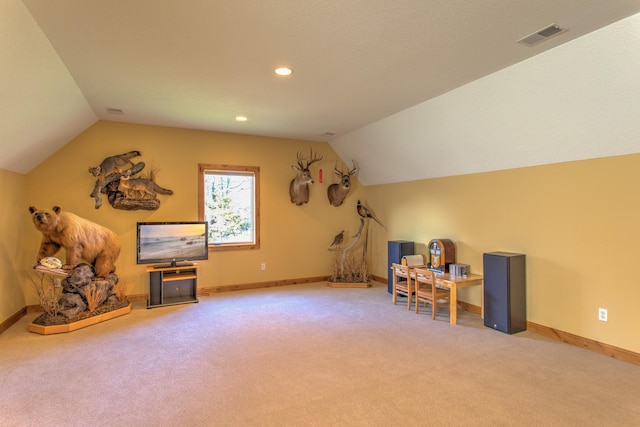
[{"left": 146, "top": 264, "right": 199, "bottom": 309}]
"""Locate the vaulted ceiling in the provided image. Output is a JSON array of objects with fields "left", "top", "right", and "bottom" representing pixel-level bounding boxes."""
[{"left": 3, "top": 1, "right": 640, "bottom": 177}]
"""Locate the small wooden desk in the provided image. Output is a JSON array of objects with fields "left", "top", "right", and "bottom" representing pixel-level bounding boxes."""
[{"left": 433, "top": 272, "right": 484, "bottom": 325}]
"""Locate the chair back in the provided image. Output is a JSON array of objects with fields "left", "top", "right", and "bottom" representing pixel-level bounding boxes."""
[
  {"left": 392, "top": 263, "right": 410, "bottom": 281},
  {"left": 414, "top": 267, "right": 435, "bottom": 292},
  {"left": 391, "top": 263, "right": 415, "bottom": 309},
  {"left": 413, "top": 267, "right": 450, "bottom": 319}
]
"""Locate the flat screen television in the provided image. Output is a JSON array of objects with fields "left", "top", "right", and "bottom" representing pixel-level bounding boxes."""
[{"left": 136, "top": 221, "right": 209, "bottom": 268}]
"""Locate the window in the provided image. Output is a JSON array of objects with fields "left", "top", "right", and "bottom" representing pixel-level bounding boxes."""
[{"left": 198, "top": 164, "right": 260, "bottom": 250}]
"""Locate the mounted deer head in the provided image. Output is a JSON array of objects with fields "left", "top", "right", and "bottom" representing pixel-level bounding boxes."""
[
  {"left": 327, "top": 160, "right": 358, "bottom": 207},
  {"left": 289, "top": 148, "right": 323, "bottom": 205}
]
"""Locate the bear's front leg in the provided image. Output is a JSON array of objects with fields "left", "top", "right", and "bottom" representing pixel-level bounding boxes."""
[
  {"left": 64, "top": 245, "right": 83, "bottom": 271},
  {"left": 37, "top": 239, "right": 61, "bottom": 264}
]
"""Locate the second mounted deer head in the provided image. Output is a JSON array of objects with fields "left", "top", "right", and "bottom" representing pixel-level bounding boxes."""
[
  {"left": 289, "top": 148, "right": 323, "bottom": 205},
  {"left": 327, "top": 161, "right": 358, "bottom": 207}
]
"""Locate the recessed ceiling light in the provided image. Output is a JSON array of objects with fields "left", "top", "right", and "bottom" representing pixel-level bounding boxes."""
[
  {"left": 235, "top": 116, "right": 248, "bottom": 122},
  {"left": 274, "top": 67, "right": 293, "bottom": 76}
]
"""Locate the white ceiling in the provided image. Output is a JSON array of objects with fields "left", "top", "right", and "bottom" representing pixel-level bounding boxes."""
[{"left": 3, "top": 0, "right": 640, "bottom": 175}]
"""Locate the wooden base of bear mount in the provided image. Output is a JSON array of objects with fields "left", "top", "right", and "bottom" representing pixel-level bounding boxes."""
[{"left": 28, "top": 302, "right": 131, "bottom": 335}]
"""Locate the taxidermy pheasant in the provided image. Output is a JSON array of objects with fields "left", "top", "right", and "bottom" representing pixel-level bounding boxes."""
[
  {"left": 356, "top": 200, "right": 385, "bottom": 228},
  {"left": 329, "top": 230, "right": 345, "bottom": 248}
]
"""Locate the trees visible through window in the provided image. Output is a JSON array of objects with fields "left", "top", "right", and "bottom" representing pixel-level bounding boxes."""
[{"left": 198, "top": 164, "right": 260, "bottom": 250}]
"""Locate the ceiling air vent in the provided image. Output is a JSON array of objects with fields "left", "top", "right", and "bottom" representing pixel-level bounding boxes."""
[{"left": 517, "top": 24, "right": 564, "bottom": 47}]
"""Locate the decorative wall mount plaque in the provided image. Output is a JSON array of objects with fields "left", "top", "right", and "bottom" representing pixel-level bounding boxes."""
[{"left": 88, "top": 150, "right": 173, "bottom": 210}]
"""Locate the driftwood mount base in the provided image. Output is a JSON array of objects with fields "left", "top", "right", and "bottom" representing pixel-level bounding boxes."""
[{"left": 109, "top": 194, "right": 161, "bottom": 211}]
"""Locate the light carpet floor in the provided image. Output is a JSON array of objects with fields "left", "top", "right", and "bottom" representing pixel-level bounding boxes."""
[{"left": 1, "top": 281, "right": 639, "bottom": 426}]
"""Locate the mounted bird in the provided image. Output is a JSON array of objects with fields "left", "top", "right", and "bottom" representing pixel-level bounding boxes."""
[
  {"left": 329, "top": 230, "right": 345, "bottom": 249},
  {"left": 356, "top": 200, "right": 385, "bottom": 228}
]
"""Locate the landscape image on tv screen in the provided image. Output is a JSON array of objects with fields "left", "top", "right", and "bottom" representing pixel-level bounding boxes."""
[{"left": 137, "top": 222, "right": 208, "bottom": 264}]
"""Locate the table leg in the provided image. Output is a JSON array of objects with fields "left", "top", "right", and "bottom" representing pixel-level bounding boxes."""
[{"left": 450, "top": 286, "right": 457, "bottom": 325}]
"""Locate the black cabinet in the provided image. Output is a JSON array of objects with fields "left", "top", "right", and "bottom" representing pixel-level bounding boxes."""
[
  {"left": 147, "top": 264, "right": 199, "bottom": 308},
  {"left": 483, "top": 252, "right": 526, "bottom": 334},
  {"left": 387, "top": 241, "right": 414, "bottom": 294}
]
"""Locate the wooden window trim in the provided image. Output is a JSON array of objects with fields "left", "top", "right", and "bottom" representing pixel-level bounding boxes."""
[{"left": 198, "top": 163, "right": 260, "bottom": 251}]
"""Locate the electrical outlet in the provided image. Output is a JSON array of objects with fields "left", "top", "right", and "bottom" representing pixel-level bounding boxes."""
[
  {"left": 261, "top": 263, "right": 266, "bottom": 271},
  {"left": 598, "top": 308, "right": 608, "bottom": 322}
]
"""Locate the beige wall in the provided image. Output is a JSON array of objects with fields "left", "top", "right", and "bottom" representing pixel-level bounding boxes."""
[
  {"left": 366, "top": 154, "right": 640, "bottom": 353},
  {"left": 0, "top": 169, "right": 29, "bottom": 322},
  {"left": 21, "top": 120, "right": 364, "bottom": 304},
  {"left": 6, "top": 120, "right": 639, "bottom": 356}
]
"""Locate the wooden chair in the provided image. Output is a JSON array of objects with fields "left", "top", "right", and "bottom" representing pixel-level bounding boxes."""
[
  {"left": 391, "top": 263, "right": 414, "bottom": 310},
  {"left": 414, "top": 267, "right": 450, "bottom": 320}
]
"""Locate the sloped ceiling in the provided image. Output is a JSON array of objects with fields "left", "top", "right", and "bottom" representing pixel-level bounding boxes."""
[{"left": 2, "top": 0, "right": 640, "bottom": 177}]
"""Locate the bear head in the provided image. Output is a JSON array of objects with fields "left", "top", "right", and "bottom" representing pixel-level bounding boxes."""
[{"left": 29, "top": 206, "right": 62, "bottom": 234}]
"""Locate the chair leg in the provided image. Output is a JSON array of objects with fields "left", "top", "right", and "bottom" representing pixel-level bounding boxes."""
[{"left": 432, "top": 302, "right": 436, "bottom": 320}]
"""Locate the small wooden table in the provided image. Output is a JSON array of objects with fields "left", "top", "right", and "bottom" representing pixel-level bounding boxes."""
[{"left": 433, "top": 272, "right": 484, "bottom": 325}]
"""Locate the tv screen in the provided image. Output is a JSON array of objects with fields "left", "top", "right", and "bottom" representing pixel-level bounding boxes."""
[{"left": 136, "top": 221, "right": 209, "bottom": 267}]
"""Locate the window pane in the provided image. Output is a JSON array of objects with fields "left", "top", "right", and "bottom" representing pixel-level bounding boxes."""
[{"left": 199, "top": 164, "right": 259, "bottom": 250}]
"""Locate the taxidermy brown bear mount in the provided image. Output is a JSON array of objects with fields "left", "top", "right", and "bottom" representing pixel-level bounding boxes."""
[
  {"left": 88, "top": 150, "right": 173, "bottom": 211},
  {"left": 29, "top": 206, "right": 120, "bottom": 279}
]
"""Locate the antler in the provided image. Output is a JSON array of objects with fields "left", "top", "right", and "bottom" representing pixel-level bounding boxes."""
[
  {"left": 295, "top": 148, "right": 323, "bottom": 168},
  {"left": 347, "top": 160, "right": 358, "bottom": 176},
  {"left": 306, "top": 148, "right": 323, "bottom": 167},
  {"left": 334, "top": 160, "right": 358, "bottom": 177},
  {"left": 296, "top": 150, "right": 306, "bottom": 168}
]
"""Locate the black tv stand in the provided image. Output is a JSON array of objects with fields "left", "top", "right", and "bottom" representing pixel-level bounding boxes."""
[{"left": 147, "top": 264, "right": 198, "bottom": 308}]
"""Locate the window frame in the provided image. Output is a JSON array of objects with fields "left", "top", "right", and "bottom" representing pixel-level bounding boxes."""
[{"left": 198, "top": 164, "right": 260, "bottom": 251}]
